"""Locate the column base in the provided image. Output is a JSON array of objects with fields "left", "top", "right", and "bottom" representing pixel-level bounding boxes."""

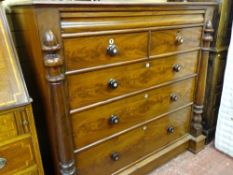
[{"left": 188, "top": 135, "right": 206, "bottom": 154}]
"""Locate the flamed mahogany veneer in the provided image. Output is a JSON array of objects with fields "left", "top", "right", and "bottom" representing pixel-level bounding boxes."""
[{"left": 8, "top": 1, "right": 216, "bottom": 175}]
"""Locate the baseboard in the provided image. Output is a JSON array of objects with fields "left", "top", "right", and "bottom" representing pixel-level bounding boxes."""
[{"left": 114, "top": 135, "right": 191, "bottom": 175}]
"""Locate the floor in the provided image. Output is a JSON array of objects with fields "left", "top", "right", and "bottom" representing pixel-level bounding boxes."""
[{"left": 148, "top": 142, "right": 233, "bottom": 175}]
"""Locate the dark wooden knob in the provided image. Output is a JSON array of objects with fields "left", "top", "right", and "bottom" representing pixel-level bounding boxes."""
[
  {"left": 170, "top": 94, "right": 178, "bottom": 102},
  {"left": 107, "top": 44, "right": 118, "bottom": 56},
  {"left": 110, "top": 152, "right": 120, "bottom": 161},
  {"left": 173, "top": 64, "right": 181, "bottom": 72},
  {"left": 176, "top": 34, "right": 184, "bottom": 45},
  {"left": 167, "top": 126, "right": 175, "bottom": 134},
  {"left": 108, "top": 79, "right": 118, "bottom": 89},
  {"left": 109, "top": 115, "right": 119, "bottom": 125}
]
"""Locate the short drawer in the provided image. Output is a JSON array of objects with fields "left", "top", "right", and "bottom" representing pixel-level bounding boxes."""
[
  {"left": 71, "top": 78, "right": 195, "bottom": 148},
  {"left": 64, "top": 32, "right": 148, "bottom": 70},
  {"left": 75, "top": 107, "right": 191, "bottom": 175},
  {"left": 0, "top": 112, "right": 18, "bottom": 142},
  {"left": 68, "top": 51, "right": 198, "bottom": 109},
  {"left": 0, "top": 137, "right": 36, "bottom": 175},
  {"left": 150, "top": 27, "right": 202, "bottom": 56}
]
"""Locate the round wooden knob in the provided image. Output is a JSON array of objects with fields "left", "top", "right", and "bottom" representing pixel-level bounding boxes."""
[
  {"left": 109, "top": 115, "right": 119, "bottom": 125},
  {"left": 108, "top": 79, "right": 118, "bottom": 89},
  {"left": 107, "top": 44, "right": 118, "bottom": 56},
  {"left": 172, "top": 64, "right": 181, "bottom": 72},
  {"left": 170, "top": 94, "right": 178, "bottom": 102},
  {"left": 111, "top": 152, "right": 120, "bottom": 161},
  {"left": 167, "top": 126, "right": 175, "bottom": 134},
  {"left": 176, "top": 34, "right": 184, "bottom": 45}
]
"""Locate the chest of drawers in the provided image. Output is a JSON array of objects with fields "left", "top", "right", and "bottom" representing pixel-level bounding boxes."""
[
  {"left": 0, "top": 2, "right": 44, "bottom": 174},
  {"left": 9, "top": 1, "right": 216, "bottom": 174}
]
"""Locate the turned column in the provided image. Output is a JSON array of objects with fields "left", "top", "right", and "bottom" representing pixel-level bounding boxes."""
[
  {"left": 191, "top": 20, "right": 214, "bottom": 137},
  {"left": 42, "top": 30, "right": 76, "bottom": 175}
]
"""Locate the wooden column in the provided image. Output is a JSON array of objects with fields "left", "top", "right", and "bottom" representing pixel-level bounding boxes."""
[
  {"left": 42, "top": 30, "right": 76, "bottom": 175},
  {"left": 191, "top": 20, "right": 214, "bottom": 137}
]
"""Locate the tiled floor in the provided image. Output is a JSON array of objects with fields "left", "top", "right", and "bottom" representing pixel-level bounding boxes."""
[{"left": 149, "top": 142, "right": 233, "bottom": 175}]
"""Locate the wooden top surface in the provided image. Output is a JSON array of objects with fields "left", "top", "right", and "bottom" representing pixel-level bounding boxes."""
[
  {"left": 0, "top": 5, "right": 30, "bottom": 110},
  {"left": 6, "top": 0, "right": 217, "bottom": 7}
]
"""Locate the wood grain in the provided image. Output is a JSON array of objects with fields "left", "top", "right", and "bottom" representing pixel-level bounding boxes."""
[
  {"left": 71, "top": 78, "right": 195, "bottom": 149},
  {"left": 75, "top": 107, "right": 191, "bottom": 175},
  {"left": 150, "top": 27, "right": 202, "bottom": 57},
  {"left": 61, "top": 14, "right": 204, "bottom": 33},
  {"left": 64, "top": 32, "right": 148, "bottom": 70},
  {"left": 8, "top": 3, "right": 216, "bottom": 174},
  {"left": 0, "top": 135, "right": 36, "bottom": 175},
  {"left": 68, "top": 51, "right": 199, "bottom": 109}
]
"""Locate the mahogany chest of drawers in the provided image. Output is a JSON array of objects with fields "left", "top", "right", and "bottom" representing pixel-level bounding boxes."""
[
  {"left": 9, "top": 1, "right": 216, "bottom": 175},
  {"left": 0, "top": 2, "right": 44, "bottom": 174}
]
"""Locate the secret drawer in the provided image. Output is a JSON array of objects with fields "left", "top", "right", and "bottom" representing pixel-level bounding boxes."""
[
  {"left": 0, "top": 136, "right": 36, "bottom": 174},
  {"left": 64, "top": 32, "right": 148, "bottom": 71},
  {"left": 150, "top": 27, "right": 202, "bottom": 57},
  {"left": 68, "top": 51, "right": 198, "bottom": 109},
  {"left": 75, "top": 107, "right": 191, "bottom": 175},
  {"left": 71, "top": 78, "right": 195, "bottom": 148}
]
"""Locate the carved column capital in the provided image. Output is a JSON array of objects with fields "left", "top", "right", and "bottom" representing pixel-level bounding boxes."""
[
  {"left": 42, "top": 30, "right": 64, "bottom": 83},
  {"left": 202, "top": 20, "right": 214, "bottom": 50}
]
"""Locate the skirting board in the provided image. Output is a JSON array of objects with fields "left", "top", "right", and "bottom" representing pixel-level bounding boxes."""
[{"left": 113, "top": 134, "right": 194, "bottom": 175}]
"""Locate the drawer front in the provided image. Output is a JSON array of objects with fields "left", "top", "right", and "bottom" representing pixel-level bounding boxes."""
[
  {"left": 150, "top": 27, "right": 202, "bottom": 56},
  {"left": 76, "top": 107, "right": 191, "bottom": 175},
  {"left": 0, "top": 137, "right": 36, "bottom": 174},
  {"left": 0, "top": 112, "right": 18, "bottom": 142},
  {"left": 71, "top": 78, "right": 195, "bottom": 148},
  {"left": 68, "top": 51, "right": 198, "bottom": 109},
  {"left": 61, "top": 11, "right": 204, "bottom": 33},
  {"left": 64, "top": 32, "right": 148, "bottom": 71}
]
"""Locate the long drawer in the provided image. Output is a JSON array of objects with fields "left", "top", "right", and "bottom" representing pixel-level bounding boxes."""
[
  {"left": 71, "top": 78, "right": 195, "bottom": 148},
  {"left": 68, "top": 51, "right": 198, "bottom": 109},
  {"left": 75, "top": 107, "right": 191, "bottom": 175},
  {"left": 61, "top": 11, "right": 204, "bottom": 33},
  {"left": 0, "top": 136, "right": 36, "bottom": 175}
]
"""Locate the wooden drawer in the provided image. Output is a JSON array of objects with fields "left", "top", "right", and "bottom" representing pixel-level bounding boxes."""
[
  {"left": 0, "top": 109, "right": 29, "bottom": 142},
  {"left": 0, "top": 112, "right": 18, "bottom": 142},
  {"left": 0, "top": 136, "right": 36, "bottom": 175},
  {"left": 75, "top": 107, "right": 191, "bottom": 175},
  {"left": 64, "top": 32, "right": 148, "bottom": 71},
  {"left": 150, "top": 27, "right": 202, "bottom": 57},
  {"left": 71, "top": 78, "right": 195, "bottom": 148},
  {"left": 68, "top": 51, "right": 198, "bottom": 109},
  {"left": 61, "top": 11, "right": 204, "bottom": 33}
]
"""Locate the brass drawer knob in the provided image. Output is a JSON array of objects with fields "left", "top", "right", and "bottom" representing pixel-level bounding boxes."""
[
  {"left": 111, "top": 152, "right": 120, "bottom": 161},
  {"left": 109, "top": 115, "right": 119, "bottom": 125},
  {"left": 176, "top": 34, "right": 184, "bottom": 45},
  {"left": 108, "top": 79, "right": 119, "bottom": 89},
  {"left": 172, "top": 64, "right": 181, "bottom": 72},
  {"left": 0, "top": 158, "right": 7, "bottom": 169},
  {"left": 170, "top": 93, "right": 178, "bottom": 102},
  {"left": 167, "top": 126, "right": 175, "bottom": 134},
  {"left": 107, "top": 39, "right": 118, "bottom": 56}
]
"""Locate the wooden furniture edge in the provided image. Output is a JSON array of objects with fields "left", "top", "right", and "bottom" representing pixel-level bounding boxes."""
[{"left": 114, "top": 135, "right": 191, "bottom": 175}]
